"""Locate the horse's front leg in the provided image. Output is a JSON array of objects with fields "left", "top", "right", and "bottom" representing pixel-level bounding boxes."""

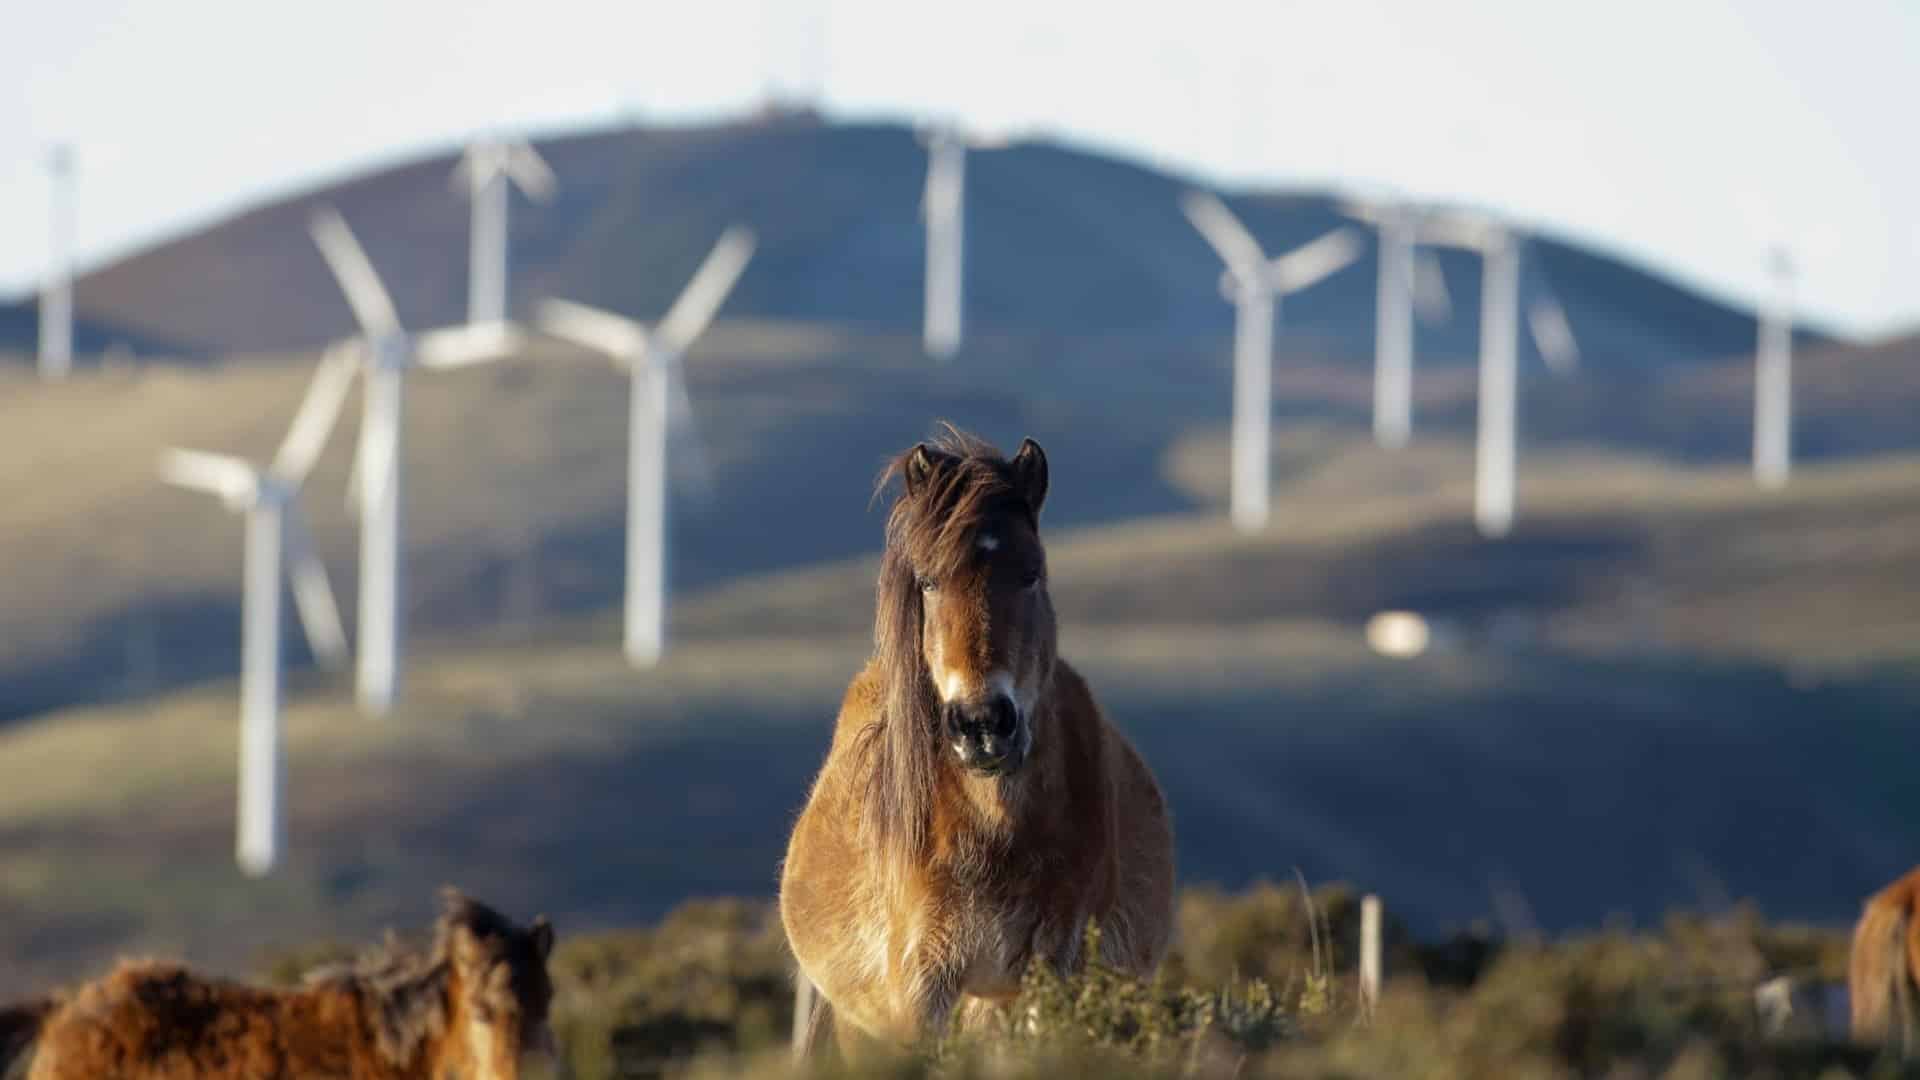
[{"left": 887, "top": 924, "right": 966, "bottom": 1044}]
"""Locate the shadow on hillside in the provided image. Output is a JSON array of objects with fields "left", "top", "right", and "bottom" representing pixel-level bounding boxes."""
[
  {"left": 0, "top": 589, "right": 341, "bottom": 727},
  {"left": 7, "top": 646, "right": 1920, "bottom": 994}
]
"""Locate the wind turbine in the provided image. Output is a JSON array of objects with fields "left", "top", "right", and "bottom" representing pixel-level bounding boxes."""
[
  {"left": 1417, "top": 211, "right": 1581, "bottom": 538},
  {"left": 1753, "top": 247, "right": 1794, "bottom": 488},
  {"left": 921, "top": 126, "right": 967, "bottom": 361},
  {"left": 307, "top": 206, "right": 524, "bottom": 716},
  {"left": 538, "top": 226, "right": 757, "bottom": 666},
  {"left": 1341, "top": 197, "right": 1456, "bottom": 449},
  {"left": 453, "top": 137, "right": 556, "bottom": 326},
  {"left": 158, "top": 344, "right": 357, "bottom": 877},
  {"left": 1181, "top": 191, "right": 1364, "bottom": 532},
  {"left": 39, "top": 145, "right": 74, "bottom": 379}
]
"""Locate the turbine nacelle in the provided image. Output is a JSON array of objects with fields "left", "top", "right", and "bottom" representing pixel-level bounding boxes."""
[
  {"left": 1214, "top": 227, "right": 1365, "bottom": 302},
  {"left": 452, "top": 137, "right": 557, "bottom": 203}
]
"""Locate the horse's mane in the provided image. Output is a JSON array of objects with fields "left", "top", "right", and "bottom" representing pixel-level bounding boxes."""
[
  {"left": 302, "top": 891, "right": 521, "bottom": 1067},
  {"left": 861, "top": 424, "right": 1037, "bottom": 870}
]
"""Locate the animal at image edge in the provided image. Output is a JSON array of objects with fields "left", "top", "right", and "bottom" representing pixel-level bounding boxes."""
[
  {"left": 779, "top": 425, "right": 1177, "bottom": 1056},
  {"left": 0, "top": 887, "right": 555, "bottom": 1080},
  {"left": 1851, "top": 863, "right": 1920, "bottom": 1054}
]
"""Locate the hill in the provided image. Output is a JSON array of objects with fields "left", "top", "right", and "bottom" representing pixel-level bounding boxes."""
[{"left": 24, "top": 117, "right": 1818, "bottom": 372}]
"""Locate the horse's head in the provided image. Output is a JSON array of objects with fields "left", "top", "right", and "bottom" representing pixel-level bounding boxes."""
[
  {"left": 884, "top": 430, "right": 1054, "bottom": 778},
  {"left": 437, "top": 887, "right": 557, "bottom": 1078}
]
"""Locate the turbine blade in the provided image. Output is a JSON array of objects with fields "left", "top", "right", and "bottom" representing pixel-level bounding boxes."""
[
  {"left": 271, "top": 342, "right": 360, "bottom": 481},
  {"left": 666, "top": 363, "right": 716, "bottom": 501},
  {"left": 414, "top": 321, "right": 525, "bottom": 369},
  {"left": 1179, "top": 190, "right": 1266, "bottom": 278},
  {"left": 1413, "top": 250, "right": 1453, "bottom": 323},
  {"left": 504, "top": 141, "right": 557, "bottom": 201},
  {"left": 1528, "top": 297, "right": 1580, "bottom": 374},
  {"left": 159, "top": 449, "right": 258, "bottom": 502},
  {"left": 537, "top": 298, "right": 649, "bottom": 360},
  {"left": 283, "top": 505, "right": 349, "bottom": 671},
  {"left": 345, "top": 428, "right": 365, "bottom": 516},
  {"left": 449, "top": 144, "right": 479, "bottom": 194},
  {"left": 655, "top": 227, "right": 757, "bottom": 352},
  {"left": 1338, "top": 199, "right": 1392, "bottom": 226},
  {"left": 308, "top": 206, "right": 402, "bottom": 337},
  {"left": 1270, "top": 227, "right": 1364, "bottom": 294}
]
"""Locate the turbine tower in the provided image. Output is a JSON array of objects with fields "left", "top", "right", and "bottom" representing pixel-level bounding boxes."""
[
  {"left": 1181, "top": 191, "right": 1363, "bottom": 532},
  {"left": 308, "top": 206, "right": 524, "bottom": 716},
  {"left": 538, "top": 226, "right": 756, "bottom": 666},
  {"left": 453, "top": 137, "right": 556, "bottom": 326},
  {"left": 40, "top": 145, "right": 74, "bottom": 380},
  {"left": 158, "top": 345, "right": 357, "bottom": 876},
  {"left": 1341, "top": 198, "right": 1455, "bottom": 449},
  {"left": 1418, "top": 212, "right": 1580, "bottom": 538},
  {"left": 921, "top": 126, "right": 966, "bottom": 361},
  {"left": 1753, "top": 247, "right": 1794, "bottom": 488}
]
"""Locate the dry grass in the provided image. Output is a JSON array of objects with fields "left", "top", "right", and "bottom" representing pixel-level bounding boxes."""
[{"left": 238, "top": 887, "right": 1902, "bottom": 1080}]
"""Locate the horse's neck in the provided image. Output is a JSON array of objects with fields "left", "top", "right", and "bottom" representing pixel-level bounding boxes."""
[{"left": 348, "top": 965, "right": 453, "bottom": 1072}]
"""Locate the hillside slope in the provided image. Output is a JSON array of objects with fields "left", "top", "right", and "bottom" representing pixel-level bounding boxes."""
[
  {"left": 36, "top": 118, "right": 1804, "bottom": 371},
  {"left": 1, "top": 446, "right": 1917, "bottom": 994},
  {"left": 3, "top": 320, "right": 1916, "bottom": 723}
]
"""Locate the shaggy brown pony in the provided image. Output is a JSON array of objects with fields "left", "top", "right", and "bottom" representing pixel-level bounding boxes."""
[
  {"left": 9, "top": 887, "right": 555, "bottom": 1079},
  {"left": 779, "top": 426, "right": 1175, "bottom": 1056},
  {"left": 1852, "top": 865, "right": 1920, "bottom": 1054}
]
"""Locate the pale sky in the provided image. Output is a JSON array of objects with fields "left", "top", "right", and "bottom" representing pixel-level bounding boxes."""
[{"left": 3, "top": 0, "right": 1916, "bottom": 336}]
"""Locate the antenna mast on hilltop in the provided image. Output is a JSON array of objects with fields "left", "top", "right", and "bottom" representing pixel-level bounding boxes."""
[{"left": 39, "top": 146, "right": 75, "bottom": 379}]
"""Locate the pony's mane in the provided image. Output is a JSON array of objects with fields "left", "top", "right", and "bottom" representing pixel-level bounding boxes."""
[
  {"left": 303, "top": 891, "right": 521, "bottom": 1067},
  {"left": 860, "top": 424, "right": 1036, "bottom": 869}
]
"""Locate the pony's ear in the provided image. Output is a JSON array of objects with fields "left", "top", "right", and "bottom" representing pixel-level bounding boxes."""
[
  {"left": 530, "top": 915, "right": 555, "bottom": 961},
  {"left": 1011, "top": 438, "right": 1048, "bottom": 517},
  {"left": 902, "top": 442, "right": 953, "bottom": 498}
]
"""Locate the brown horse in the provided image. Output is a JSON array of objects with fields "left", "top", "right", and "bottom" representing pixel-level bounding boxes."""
[
  {"left": 779, "top": 427, "right": 1175, "bottom": 1055},
  {"left": 1852, "top": 865, "right": 1920, "bottom": 1053},
  {"left": 6, "top": 887, "right": 556, "bottom": 1080}
]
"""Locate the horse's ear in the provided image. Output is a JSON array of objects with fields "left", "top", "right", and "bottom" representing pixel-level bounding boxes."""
[
  {"left": 530, "top": 915, "right": 555, "bottom": 960},
  {"left": 902, "top": 442, "right": 951, "bottom": 498},
  {"left": 1011, "top": 438, "right": 1048, "bottom": 517}
]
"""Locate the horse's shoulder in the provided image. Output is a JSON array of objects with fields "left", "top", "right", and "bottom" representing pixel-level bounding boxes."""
[
  {"left": 827, "top": 661, "right": 886, "bottom": 745},
  {"left": 1867, "top": 866, "right": 1920, "bottom": 916},
  {"left": 842, "top": 660, "right": 884, "bottom": 713},
  {"left": 1047, "top": 657, "right": 1094, "bottom": 710}
]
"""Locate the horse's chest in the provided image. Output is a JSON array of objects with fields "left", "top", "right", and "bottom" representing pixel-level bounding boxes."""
[{"left": 941, "top": 892, "right": 1044, "bottom": 1000}]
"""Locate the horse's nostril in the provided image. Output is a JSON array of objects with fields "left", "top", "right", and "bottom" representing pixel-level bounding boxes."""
[{"left": 989, "top": 698, "right": 1018, "bottom": 739}]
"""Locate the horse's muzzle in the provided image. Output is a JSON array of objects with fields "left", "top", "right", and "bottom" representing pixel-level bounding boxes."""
[{"left": 947, "top": 696, "right": 1026, "bottom": 775}]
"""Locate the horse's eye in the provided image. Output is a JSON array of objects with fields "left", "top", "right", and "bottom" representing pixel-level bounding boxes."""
[
  {"left": 918, "top": 576, "right": 938, "bottom": 593},
  {"left": 1021, "top": 571, "right": 1041, "bottom": 590}
]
